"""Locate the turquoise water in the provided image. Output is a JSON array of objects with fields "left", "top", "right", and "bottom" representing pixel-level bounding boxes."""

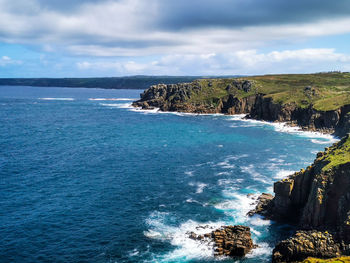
[{"left": 0, "top": 86, "right": 336, "bottom": 262}]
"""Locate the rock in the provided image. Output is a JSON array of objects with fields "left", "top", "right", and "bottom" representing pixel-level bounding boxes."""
[
  {"left": 272, "top": 231, "right": 343, "bottom": 263},
  {"left": 266, "top": 135, "right": 350, "bottom": 230},
  {"left": 247, "top": 193, "right": 274, "bottom": 217},
  {"left": 188, "top": 231, "right": 197, "bottom": 240},
  {"left": 132, "top": 79, "right": 350, "bottom": 137},
  {"left": 186, "top": 225, "right": 256, "bottom": 258},
  {"left": 211, "top": 225, "right": 255, "bottom": 257}
]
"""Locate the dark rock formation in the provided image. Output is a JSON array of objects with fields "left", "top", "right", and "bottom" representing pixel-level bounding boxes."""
[
  {"left": 246, "top": 136, "right": 350, "bottom": 261},
  {"left": 187, "top": 225, "right": 256, "bottom": 258},
  {"left": 212, "top": 225, "right": 255, "bottom": 257},
  {"left": 132, "top": 81, "right": 350, "bottom": 137},
  {"left": 272, "top": 231, "right": 346, "bottom": 263},
  {"left": 247, "top": 193, "right": 274, "bottom": 217},
  {"left": 267, "top": 135, "right": 350, "bottom": 239}
]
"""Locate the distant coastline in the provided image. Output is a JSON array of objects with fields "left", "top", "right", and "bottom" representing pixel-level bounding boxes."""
[{"left": 0, "top": 75, "right": 241, "bottom": 90}]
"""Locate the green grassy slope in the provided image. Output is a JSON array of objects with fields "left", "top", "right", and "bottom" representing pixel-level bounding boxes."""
[{"left": 187, "top": 72, "right": 350, "bottom": 111}]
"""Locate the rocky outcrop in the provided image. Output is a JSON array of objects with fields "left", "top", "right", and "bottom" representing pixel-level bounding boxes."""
[
  {"left": 187, "top": 225, "right": 256, "bottom": 258},
  {"left": 211, "top": 225, "right": 255, "bottom": 257},
  {"left": 268, "top": 135, "right": 350, "bottom": 239},
  {"left": 247, "top": 193, "right": 274, "bottom": 217},
  {"left": 246, "top": 135, "right": 350, "bottom": 261},
  {"left": 272, "top": 231, "right": 345, "bottom": 263},
  {"left": 132, "top": 81, "right": 350, "bottom": 137}
]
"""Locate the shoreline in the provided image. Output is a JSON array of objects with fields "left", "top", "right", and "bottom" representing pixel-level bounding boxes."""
[
  {"left": 129, "top": 101, "right": 348, "bottom": 262},
  {"left": 129, "top": 104, "right": 339, "bottom": 143}
]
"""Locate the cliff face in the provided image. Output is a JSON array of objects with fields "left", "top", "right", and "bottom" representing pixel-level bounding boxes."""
[
  {"left": 271, "top": 135, "right": 350, "bottom": 242},
  {"left": 132, "top": 80, "right": 350, "bottom": 137}
]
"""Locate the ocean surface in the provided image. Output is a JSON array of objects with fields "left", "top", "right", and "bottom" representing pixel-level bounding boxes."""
[{"left": 0, "top": 86, "right": 338, "bottom": 263}]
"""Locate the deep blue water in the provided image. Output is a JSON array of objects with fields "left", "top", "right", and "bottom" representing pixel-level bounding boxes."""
[{"left": 0, "top": 86, "right": 337, "bottom": 263}]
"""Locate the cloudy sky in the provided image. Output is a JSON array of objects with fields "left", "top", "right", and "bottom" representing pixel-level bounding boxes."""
[{"left": 1, "top": 0, "right": 350, "bottom": 77}]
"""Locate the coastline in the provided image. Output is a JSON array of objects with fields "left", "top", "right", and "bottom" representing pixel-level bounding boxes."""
[
  {"left": 129, "top": 103, "right": 339, "bottom": 143},
  {"left": 129, "top": 95, "right": 349, "bottom": 262}
]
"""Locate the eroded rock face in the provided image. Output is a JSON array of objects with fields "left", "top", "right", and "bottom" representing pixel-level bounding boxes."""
[
  {"left": 268, "top": 136, "right": 350, "bottom": 235},
  {"left": 133, "top": 81, "right": 350, "bottom": 137},
  {"left": 247, "top": 193, "right": 274, "bottom": 217},
  {"left": 212, "top": 225, "right": 255, "bottom": 257},
  {"left": 272, "top": 231, "right": 343, "bottom": 263},
  {"left": 187, "top": 225, "right": 256, "bottom": 258}
]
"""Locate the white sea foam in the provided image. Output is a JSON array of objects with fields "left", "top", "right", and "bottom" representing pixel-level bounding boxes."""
[
  {"left": 241, "top": 165, "right": 271, "bottom": 185},
  {"left": 39, "top": 97, "right": 75, "bottom": 101},
  {"left": 246, "top": 242, "right": 272, "bottom": 258},
  {"left": 215, "top": 154, "right": 248, "bottom": 169},
  {"left": 216, "top": 192, "right": 259, "bottom": 223},
  {"left": 216, "top": 160, "right": 235, "bottom": 169},
  {"left": 189, "top": 182, "right": 208, "bottom": 194},
  {"left": 100, "top": 103, "right": 132, "bottom": 109},
  {"left": 128, "top": 248, "right": 140, "bottom": 257},
  {"left": 249, "top": 215, "right": 271, "bottom": 226},
  {"left": 228, "top": 114, "right": 339, "bottom": 144},
  {"left": 311, "top": 138, "right": 336, "bottom": 144},
  {"left": 184, "top": 171, "right": 194, "bottom": 176},
  {"left": 217, "top": 178, "right": 244, "bottom": 186},
  {"left": 144, "top": 211, "right": 224, "bottom": 262},
  {"left": 216, "top": 171, "right": 231, "bottom": 176},
  {"left": 273, "top": 169, "right": 295, "bottom": 180}
]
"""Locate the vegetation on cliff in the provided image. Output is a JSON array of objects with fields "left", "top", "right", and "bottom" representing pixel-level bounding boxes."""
[
  {"left": 136, "top": 72, "right": 350, "bottom": 110},
  {"left": 251, "top": 135, "right": 350, "bottom": 262},
  {"left": 247, "top": 72, "right": 350, "bottom": 111},
  {"left": 133, "top": 72, "right": 350, "bottom": 136},
  {"left": 319, "top": 136, "right": 350, "bottom": 171},
  {"left": 302, "top": 256, "right": 350, "bottom": 263}
]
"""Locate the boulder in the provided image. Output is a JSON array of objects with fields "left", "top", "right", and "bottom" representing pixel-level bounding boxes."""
[
  {"left": 272, "top": 231, "right": 343, "bottom": 263},
  {"left": 212, "top": 225, "right": 255, "bottom": 257},
  {"left": 247, "top": 193, "right": 274, "bottom": 217}
]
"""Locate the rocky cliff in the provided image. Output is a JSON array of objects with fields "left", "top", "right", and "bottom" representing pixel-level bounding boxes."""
[
  {"left": 132, "top": 74, "right": 350, "bottom": 137},
  {"left": 249, "top": 135, "right": 350, "bottom": 262},
  {"left": 270, "top": 135, "right": 350, "bottom": 238}
]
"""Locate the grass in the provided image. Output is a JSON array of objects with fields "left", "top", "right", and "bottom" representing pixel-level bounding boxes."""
[
  {"left": 186, "top": 72, "right": 350, "bottom": 111},
  {"left": 302, "top": 256, "right": 350, "bottom": 263},
  {"left": 320, "top": 135, "right": 350, "bottom": 171}
]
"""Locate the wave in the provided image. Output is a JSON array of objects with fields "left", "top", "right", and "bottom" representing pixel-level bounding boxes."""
[
  {"left": 249, "top": 215, "right": 271, "bottom": 226},
  {"left": 216, "top": 191, "right": 260, "bottom": 223},
  {"left": 246, "top": 242, "right": 272, "bottom": 259},
  {"left": 228, "top": 114, "right": 339, "bottom": 143},
  {"left": 241, "top": 164, "right": 272, "bottom": 185},
  {"left": 100, "top": 103, "right": 133, "bottom": 109},
  {"left": 184, "top": 171, "right": 194, "bottom": 176},
  {"left": 188, "top": 182, "right": 208, "bottom": 194},
  {"left": 39, "top": 97, "right": 75, "bottom": 101},
  {"left": 273, "top": 169, "right": 295, "bottom": 180},
  {"left": 144, "top": 211, "right": 224, "bottom": 262},
  {"left": 311, "top": 138, "right": 336, "bottom": 144}
]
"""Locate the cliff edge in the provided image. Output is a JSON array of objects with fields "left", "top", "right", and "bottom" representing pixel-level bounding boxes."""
[
  {"left": 250, "top": 135, "right": 350, "bottom": 262},
  {"left": 132, "top": 72, "right": 350, "bottom": 137}
]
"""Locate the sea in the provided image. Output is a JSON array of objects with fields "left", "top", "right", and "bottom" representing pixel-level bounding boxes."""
[{"left": 0, "top": 86, "right": 338, "bottom": 263}]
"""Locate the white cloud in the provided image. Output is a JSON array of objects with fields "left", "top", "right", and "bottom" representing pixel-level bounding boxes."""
[
  {"left": 0, "top": 55, "right": 22, "bottom": 66},
  {"left": 75, "top": 49, "right": 350, "bottom": 75},
  {"left": 0, "top": 0, "right": 350, "bottom": 57}
]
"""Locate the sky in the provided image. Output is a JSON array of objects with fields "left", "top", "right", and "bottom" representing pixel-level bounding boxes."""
[{"left": 0, "top": 0, "right": 350, "bottom": 77}]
